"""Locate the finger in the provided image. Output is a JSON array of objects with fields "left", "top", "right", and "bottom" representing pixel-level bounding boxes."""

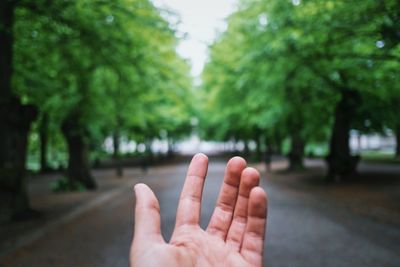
[
  {"left": 175, "top": 153, "right": 209, "bottom": 227},
  {"left": 226, "top": 167, "right": 260, "bottom": 251},
  {"left": 241, "top": 187, "right": 268, "bottom": 266},
  {"left": 133, "top": 183, "right": 164, "bottom": 243},
  {"left": 206, "top": 156, "right": 246, "bottom": 240}
]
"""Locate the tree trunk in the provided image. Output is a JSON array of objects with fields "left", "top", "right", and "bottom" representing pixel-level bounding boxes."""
[
  {"left": 326, "top": 90, "right": 360, "bottom": 180},
  {"left": 263, "top": 136, "right": 272, "bottom": 172},
  {"left": 0, "top": 99, "right": 37, "bottom": 221},
  {"left": 396, "top": 125, "right": 400, "bottom": 158},
  {"left": 61, "top": 114, "right": 96, "bottom": 190},
  {"left": 255, "top": 136, "right": 263, "bottom": 162},
  {"left": 167, "top": 138, "right": 174, "bottom": 158},
  {"left": 288, "top": 134, "right": 305, "bottom": 170},
  {"left": 39, "top": 112, "right": 50, "bottom": 172},
  {"left": 243, "top": 140, "right": 250, "bottom": 156},
  {"left": 1, "top": 0, "right": 14, "bottom": 100},
  {"left": 144, "top": 140, "right": 154, "bottom": 165},
  {"left": 112, "top": 132, "right": 123, "bottom": 177},
  {"left": 357, "top": 132, "right": 362, "bottom": 152},
  {"left": 274, "top": 133, "right": 283, "bottom": 155},
  {"left": 0, "top": 2, "right": 38, "bottom": 221}
]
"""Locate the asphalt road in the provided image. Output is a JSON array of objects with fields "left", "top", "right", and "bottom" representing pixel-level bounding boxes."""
[{"left": 1, "top": 159, "right": 399, "bottom": 266}]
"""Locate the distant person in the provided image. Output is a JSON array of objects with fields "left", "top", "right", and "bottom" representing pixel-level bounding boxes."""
[{"left": 130, "top": 154, "right": 268, "bottom": 267}]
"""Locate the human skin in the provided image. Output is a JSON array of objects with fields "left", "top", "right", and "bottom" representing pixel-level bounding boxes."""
[{"left": 130, "top": 153, "right": 268, "bottom": 267}]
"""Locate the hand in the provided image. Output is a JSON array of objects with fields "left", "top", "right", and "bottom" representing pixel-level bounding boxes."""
[{"left": 130, "top": 153, "right": 268, "bottom": 267}]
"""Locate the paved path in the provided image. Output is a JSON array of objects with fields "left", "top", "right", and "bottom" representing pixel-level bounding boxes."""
[{"left": 1, "top": 159, "right": 399, "bottom": 266}]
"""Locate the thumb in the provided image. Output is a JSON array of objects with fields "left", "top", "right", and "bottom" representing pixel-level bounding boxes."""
[{"left": 132, "top": 183, "right": 164, "bottom": 243}]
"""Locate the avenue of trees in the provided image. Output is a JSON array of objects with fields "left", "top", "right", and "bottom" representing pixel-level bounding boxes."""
[
  {"left": 1, "top": 0, "right": 193, "bottom": 220},
  {"left": 1, "top": 0, "right": 399, "bottom": 221},
  {"left": 201, "top": 0, "right": 399, "bottom": 176}
]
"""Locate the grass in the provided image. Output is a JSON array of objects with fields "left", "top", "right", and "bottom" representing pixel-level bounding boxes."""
[{"left": 360, "top": 151, "right": 400, "bottom": 164}]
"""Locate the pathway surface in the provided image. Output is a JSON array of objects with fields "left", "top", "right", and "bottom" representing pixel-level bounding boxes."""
[{"left": 1, "top": 159, "right": 399, "bottom": 266}]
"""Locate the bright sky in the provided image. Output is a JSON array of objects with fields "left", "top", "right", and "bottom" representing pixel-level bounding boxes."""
[{"left": 152, "top": 0, "right": 238, "bottom": 77}]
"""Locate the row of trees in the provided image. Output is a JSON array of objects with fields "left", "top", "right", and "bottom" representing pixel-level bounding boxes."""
[
  {"left": 201, "top": 0, "right": 399, "bottom": 176},
  {"left": 1, "top": 0, "right": 193, "bottom": 220}
]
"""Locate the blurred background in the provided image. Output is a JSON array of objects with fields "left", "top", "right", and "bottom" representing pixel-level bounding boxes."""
[{"left": 0, "top": 0, "right": 399, "bottom": 266}]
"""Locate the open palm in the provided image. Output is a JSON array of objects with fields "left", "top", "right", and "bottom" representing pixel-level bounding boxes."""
[{"left": 130, "top": 154, "right": 268, "bottom": 267}]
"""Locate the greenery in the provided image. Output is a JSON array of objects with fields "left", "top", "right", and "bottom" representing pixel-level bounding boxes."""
[
  {"left": 0, "top": 0, "right": 196, "bottom": 218},
  {"left": 51, "top": 177, "right": 86, "bottom": 193},
  {"left": 360, "top": 151, "right": 400, "bottom": 164},
  {"left": 0, "top": 0, "right": 399, "bottom": 220},
  {"left": 12, "top": 0, "right": 194, "bottom": 183},
  {"left": 201, "top": 0, "right": 399, "bottom": 175}
]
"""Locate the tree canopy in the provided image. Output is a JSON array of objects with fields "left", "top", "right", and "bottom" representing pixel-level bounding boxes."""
[
  {"left": 1, "top": 0, "right": 194, "bottom": 220},
  {"left": 201, "top": 0, "right": 400, "bottom": 173}
]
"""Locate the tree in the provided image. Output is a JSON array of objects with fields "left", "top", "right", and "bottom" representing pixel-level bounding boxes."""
[
  {"left": 201, "top": 0, "right": 399, "bottom": 178},
  {"left": 1, "top": 0, "right": 39, "bottom": 220},
  {"left": 1, "top": 0, "right": 194, "bottom": 220}
]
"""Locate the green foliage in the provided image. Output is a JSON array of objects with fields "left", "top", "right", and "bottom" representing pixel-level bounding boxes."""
[
  {"left": 201, "top": 0, "right": 400, "bottom": 153},
  {"left": 12, "top": 0, "right": 194, "bottom": 169},
  {"left": 51, "top": 177, "right": 86, "bottom": 193}
]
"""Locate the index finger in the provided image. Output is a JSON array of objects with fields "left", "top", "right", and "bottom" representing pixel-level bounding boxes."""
[{"left": 174, "top": 153, "right": 209, "bottom": 228}]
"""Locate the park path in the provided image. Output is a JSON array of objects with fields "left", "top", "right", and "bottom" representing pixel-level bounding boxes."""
[{"left": 0, "top": 159, "right": 399, "bottom": 266}]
